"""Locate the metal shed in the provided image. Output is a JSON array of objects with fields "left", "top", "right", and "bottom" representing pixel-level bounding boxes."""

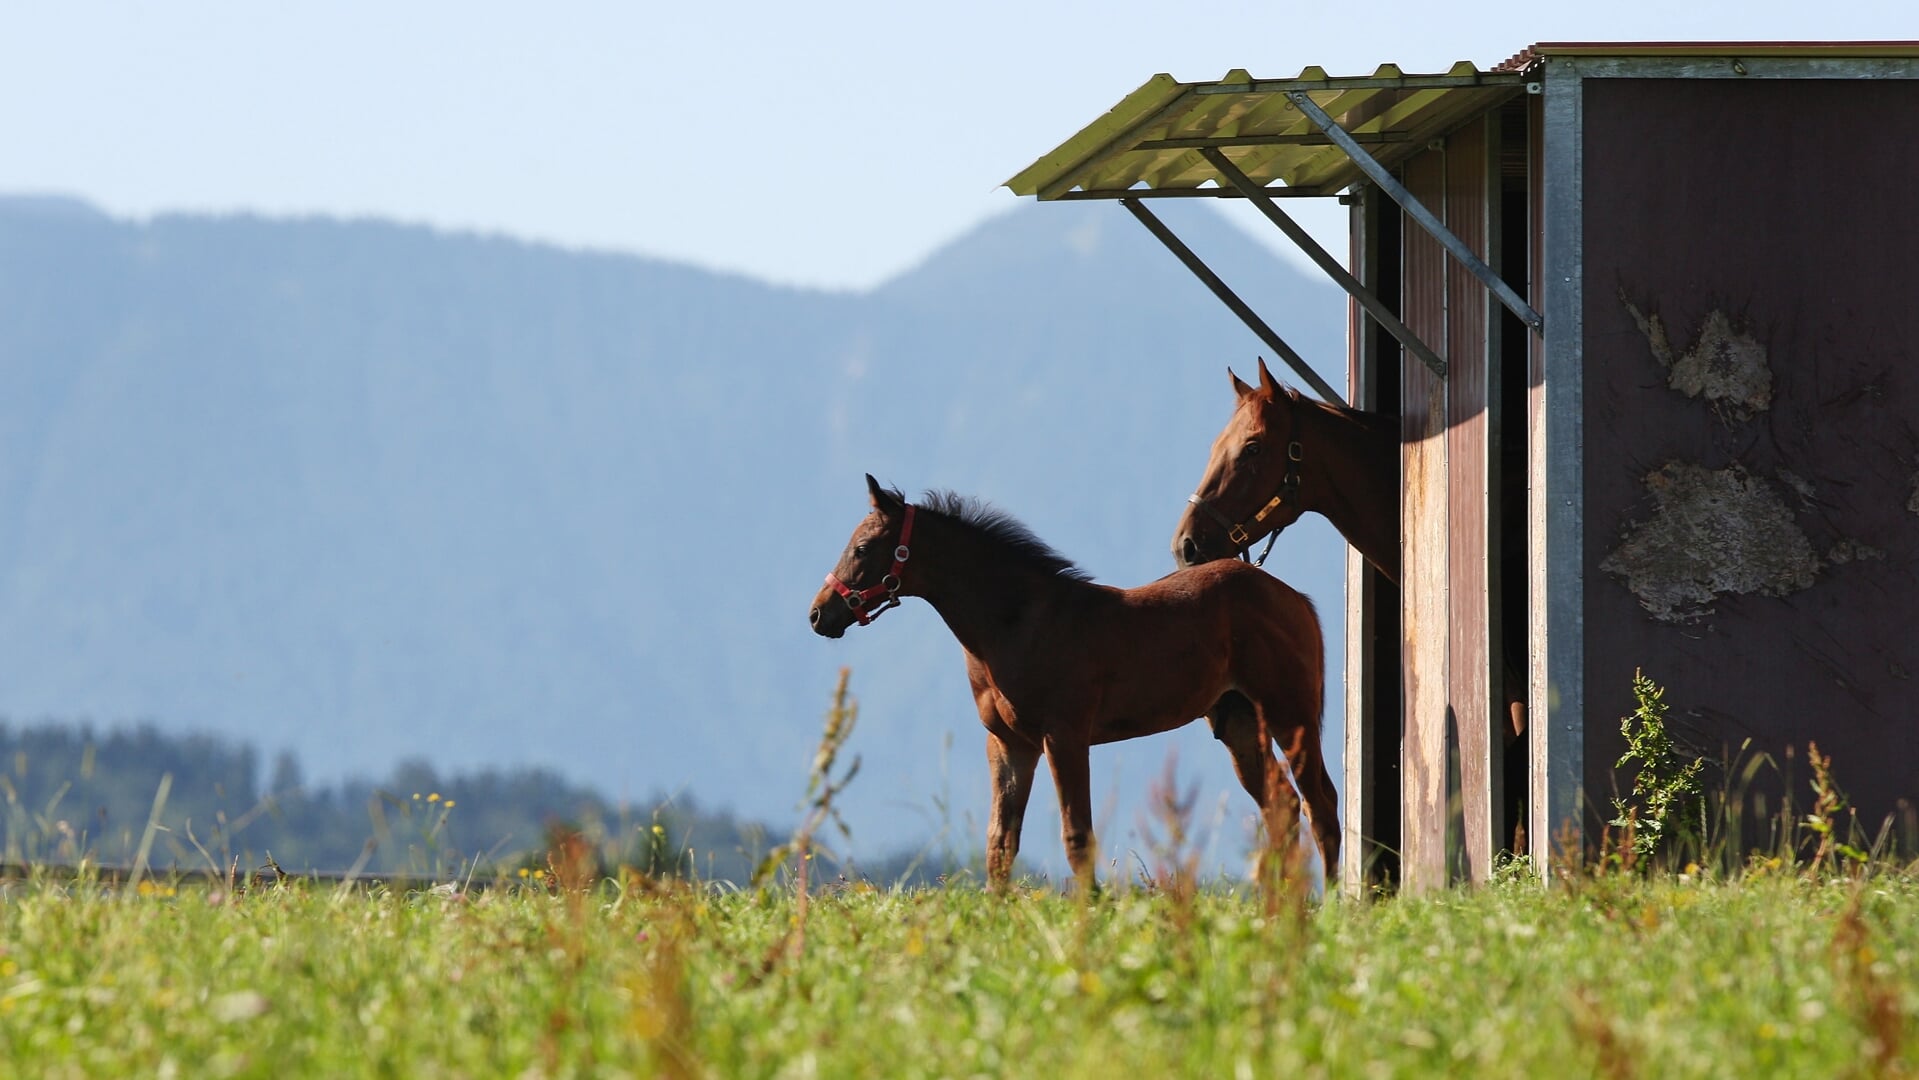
[{"left": 1007, "top": 42, "right": 1919, "bottom": 893}]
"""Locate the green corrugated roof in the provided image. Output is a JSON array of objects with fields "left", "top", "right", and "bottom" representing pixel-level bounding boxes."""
[{"left": 1005, "top": 62, "right": 1527, "bottom": 200}]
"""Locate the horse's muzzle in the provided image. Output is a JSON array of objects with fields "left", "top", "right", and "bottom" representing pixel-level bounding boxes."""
[
  {"left": 1176, "top": 532, "right": 1206, "bottom": 569},
  {"left": 809, "top": 604, "right": 848, "bottom": 639}
]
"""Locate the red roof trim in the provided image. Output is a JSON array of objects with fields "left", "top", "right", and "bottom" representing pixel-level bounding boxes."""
[{"left": 1497, "top": 40, "right": 1919, "bottom": 72}]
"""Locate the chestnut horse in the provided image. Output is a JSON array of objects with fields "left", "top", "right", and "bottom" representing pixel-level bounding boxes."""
[
  {"left": 1170, "top": 356, "right": 1527, "bottom": 744},
  {"left": 809, "top": 475, "right": 1336, "bottom": 889}
]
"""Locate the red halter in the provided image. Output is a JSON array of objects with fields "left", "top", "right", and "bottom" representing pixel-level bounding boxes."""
[{"left": 824, "top": 505, "right": 916, "bottom": 626}]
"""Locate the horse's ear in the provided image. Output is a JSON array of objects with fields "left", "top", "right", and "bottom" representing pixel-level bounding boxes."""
[
  {"left": 865, "top": 473, "right": 902, "bottom": 513},
  {"left": 1256, "top": 356, "right": 1278, "bottom": 396},
  {"left": 1230, "top": 366, "right": 1254, "bottom": 399}
]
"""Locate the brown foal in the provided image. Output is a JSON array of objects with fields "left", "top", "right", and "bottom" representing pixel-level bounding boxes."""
[{"left": 809, "top": 475, "right": 1335, "bottom": 890}]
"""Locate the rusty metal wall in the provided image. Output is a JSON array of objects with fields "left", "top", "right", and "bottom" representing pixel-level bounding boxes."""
[{"left": 1579, "top": 75, "right": 1919, "bottom": 841}]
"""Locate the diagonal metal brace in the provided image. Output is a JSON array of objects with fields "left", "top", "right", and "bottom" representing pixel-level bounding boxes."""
[
  {"left": 1283, "top": 89, "right": 1545, "bottom": 335},
  {"left": 1201, "top": 147, "right": 1448, "bottom": 379},
  {"left": 1120, "top": 198, "right": 1346, "bottom": 406}
]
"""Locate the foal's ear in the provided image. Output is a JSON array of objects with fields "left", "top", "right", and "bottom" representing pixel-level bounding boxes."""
[
  {"left": 1230, "top": 366, "right": 1254, "bottom": 399},
  {"left": 1256, "top": 355, "right": 1278, "bottom": 396},
  {"left": 865, "top": 473, "right": 903, "bottom": 514}
]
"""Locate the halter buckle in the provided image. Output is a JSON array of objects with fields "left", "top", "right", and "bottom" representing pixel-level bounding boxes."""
[{"left": 1228, "top": 523, "right": 1250, "bottom": 547}]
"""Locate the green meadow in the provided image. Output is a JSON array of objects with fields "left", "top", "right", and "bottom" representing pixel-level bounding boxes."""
[
  {"left": 6, "top": 673, "right": 1917, "bottom": 1077},
  {"left": 3, "top": 866, "right": 1915, "bottom": 1078}
]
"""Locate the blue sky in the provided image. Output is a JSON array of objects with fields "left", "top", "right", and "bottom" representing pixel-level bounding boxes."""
[{"left": 3, "top": 2, "right": 1899, "bottom": 290}]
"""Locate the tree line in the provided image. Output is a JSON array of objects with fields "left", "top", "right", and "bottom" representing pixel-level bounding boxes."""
[{"left": 0, "top": 721, "right": 776, "bottom": 883}]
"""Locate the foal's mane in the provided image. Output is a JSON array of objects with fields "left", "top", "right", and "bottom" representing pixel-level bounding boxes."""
[{"left": 914, "top": 489, "right": 1092, "bottom": 583}]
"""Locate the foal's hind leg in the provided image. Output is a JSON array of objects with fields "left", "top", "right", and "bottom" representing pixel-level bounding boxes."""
[
  {"left": 1270, "top": 717, "right": 1340, "bottom": 883},
  {"left": 1208, "top": 694, "right": 1305, "bottom": 846}
]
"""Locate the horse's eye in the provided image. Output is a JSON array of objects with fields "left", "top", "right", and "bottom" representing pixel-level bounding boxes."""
[
  {"left": 1241, "top": 440, "right": 1263, "bottom": 459},
  {"left": 854, "top": 543, "right": 869, "bottom": 558}
]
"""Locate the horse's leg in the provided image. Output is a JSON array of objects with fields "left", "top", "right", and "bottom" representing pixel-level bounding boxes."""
[
  {"left": 1041, "top": 733, "right": 1098, "bottom": 892},
  {"left": 1271, "top": 717, "right": 1341, "bottom": 884},
  {"left": 1502, "top": 651, "right": 1527, "bottom": 744},
  {"left": 1501, "top": 652, "right": 1528, "bottom": 853},
  {"left": 1210, "top": 694, "right": 1303, "bottom": 837},
  {"left": 984, "top": 731, "right": 1039, "bottom": 892}
]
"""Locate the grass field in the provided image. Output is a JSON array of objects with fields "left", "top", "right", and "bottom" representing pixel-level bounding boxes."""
[
  {"left": 6, "top": 676, "right": 1913, "bottom": 1076},
  {"left": 3, "top": 864, "right": 1915, "bottom": 1078}
]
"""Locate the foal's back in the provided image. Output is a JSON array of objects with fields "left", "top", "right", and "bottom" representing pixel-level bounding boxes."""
[
  {"left": 1053, "top": 560, "right": 1322, "bottom": 726},
  {"left": 1119, "top": 559, "right": 1319, "bottom": 641},
  {"left": 1144, "top": 560, "right": 1323, "bottom": 696}
]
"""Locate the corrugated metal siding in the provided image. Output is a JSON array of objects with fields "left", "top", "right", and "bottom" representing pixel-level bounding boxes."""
[
  {"left": 1525, "top": 92, "right": 1552, "bottom": 866},
  {"left": 1579, "top": 75, "right": 1919, "bottom": 836},
  {"left": 1343, "top": 191, "right": 1374, "bottom": 891},
  {"left": 1399, "top": 148, "right": 1450, "bottom": 892},
  {"left": 1442, "top": 117, "right": 1496, "bottom": 881},
  {"left": 1345, "top": 188, "right": 1405, "bottom": 894}
]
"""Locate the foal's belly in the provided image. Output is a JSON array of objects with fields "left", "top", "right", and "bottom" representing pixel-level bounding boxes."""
[
  {"left": 1090, "top": 676, "right": 1237, "bottom": 744},
  {"left": 971, "top": 611, "right": 1238, "bottom": 747},
  {"left": 980, "top": 674, "right": 1224, "bottom": 748},
  {"left": 1089, "top": 711, "right": 1205, "bottom": 746}
]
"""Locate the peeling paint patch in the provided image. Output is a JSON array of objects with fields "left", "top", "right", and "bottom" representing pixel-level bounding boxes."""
[
  {"left": 1601, "top": 462, "right": 1820, "bottom": 622},
  {"left": 1776, "top": 468, "right": 1815, "bottom": 507},
  {"left": 1825, "top": 539, "right": 1885, "bottom": 565},
  {"left": 1621, "top": 292, "right": 1772, "bottom": 421}
]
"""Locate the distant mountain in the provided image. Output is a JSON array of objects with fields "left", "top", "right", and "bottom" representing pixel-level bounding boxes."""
[{"left": 0, "top": 194, "right": 1348, "bottom": 866}]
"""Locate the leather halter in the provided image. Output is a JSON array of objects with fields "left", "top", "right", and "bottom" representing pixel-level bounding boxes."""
[
  {"left": 824, "top": 505, "right": 916, "bottom": 626},
  {"left": 1187, "top": 440, "right": 1303, "bottom": 567}
]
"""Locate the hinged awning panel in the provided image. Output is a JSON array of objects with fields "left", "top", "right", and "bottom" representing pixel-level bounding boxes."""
[{"left": 1006, "top": 62, "right": 1529, "bottom": 200}]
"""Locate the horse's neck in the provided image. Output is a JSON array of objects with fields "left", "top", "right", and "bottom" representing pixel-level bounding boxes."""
[
  {"left": 910, "top": 517, "right": 1072, "bottom": 658},
  {"left": 1300, "top": 401, "right": 1402, "bottom": 583}
]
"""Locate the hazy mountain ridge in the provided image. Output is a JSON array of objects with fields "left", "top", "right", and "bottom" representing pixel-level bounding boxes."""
[{"left": 0, "top": 194, "right": 1349, "bottom": 858}]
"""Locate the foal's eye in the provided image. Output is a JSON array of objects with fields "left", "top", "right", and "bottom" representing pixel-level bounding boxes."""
[{"left": 854, "top": 543, "right": 869, "bottom": 558}]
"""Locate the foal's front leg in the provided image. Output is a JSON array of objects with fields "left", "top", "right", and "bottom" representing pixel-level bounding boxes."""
[
  {"left": 985, "top": 732, "right": 1039, "bottom": 891},
  {"left": 1042, "top": 733, "right": 1098, "bottom": 891}
]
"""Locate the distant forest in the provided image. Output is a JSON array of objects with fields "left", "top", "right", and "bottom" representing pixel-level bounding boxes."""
[
  {"left": 0, "top": 722, "right": 972, "bottom": 886},
  {"left": 0, "top": 721, "right": 784, "bottom": 882}
]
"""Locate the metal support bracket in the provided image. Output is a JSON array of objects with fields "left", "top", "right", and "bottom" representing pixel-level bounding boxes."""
[
  {"left": 1120, "top": 198, "right": 1346, "bottom": 406},
  {"left": 1283, "top": 89, "right": 1545, "bottom": 335},
  {"left": 1201, "top": 147, "right": 1449, "bottom": 379}
]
